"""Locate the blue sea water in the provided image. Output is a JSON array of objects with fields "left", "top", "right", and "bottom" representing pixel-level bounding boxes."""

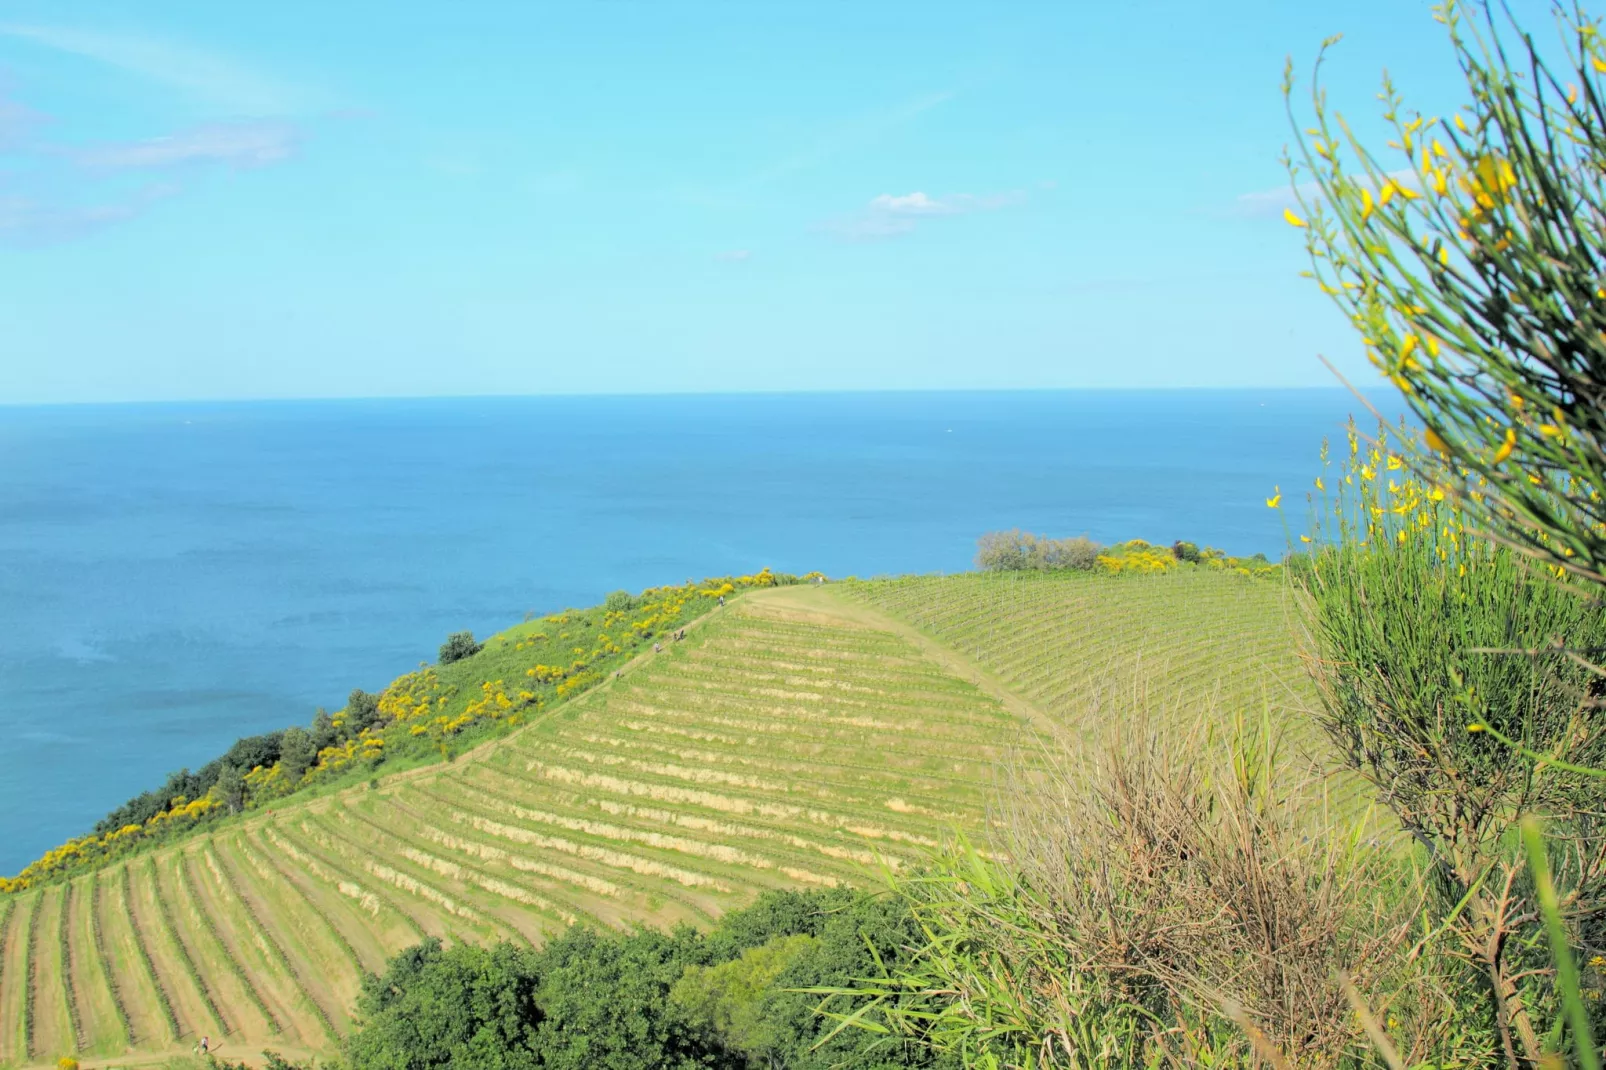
[{"left": 0, "top": 389, "right": 1394, "bottom": 873}]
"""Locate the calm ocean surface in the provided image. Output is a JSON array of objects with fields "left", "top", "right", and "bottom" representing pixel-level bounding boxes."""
[{"left": 0, "top": 389, "right": 1395, "bottom": 872}]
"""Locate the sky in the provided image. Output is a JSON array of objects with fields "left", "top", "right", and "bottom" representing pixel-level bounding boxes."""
[{"left": 0, "top": 0, "right": 1555, "bottom": 403}]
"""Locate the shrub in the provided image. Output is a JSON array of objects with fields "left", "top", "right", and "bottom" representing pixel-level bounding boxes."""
[
  {"left": 1171, "top": 540, "right": 1201, "bottom": 563},
  {"left": 1288, "top": 0, "right": 1606, "bottom": 588},
  {"left": 438, "top": 630, "right": 483, "bottom": 665},
  {"left": 839, "top": 699, "right": 1440, "bottom": 1068},
  {"left": 605, "top": 590, "right": 638, "bottom": 612},
  {"left": 1293, "top": 419, "right": 1606, "bottom": 1065},
  {"left": 975, "top": 530, "right": 1103, "bottom": 572}
]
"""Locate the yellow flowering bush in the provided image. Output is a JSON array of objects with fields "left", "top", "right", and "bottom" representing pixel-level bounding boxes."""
[
  {"left": 1284, "top": 0, "right": 1606, "bottom": 586},
  {"left": 1094, "top": 540, "right": 1179, "bottom": 574}
]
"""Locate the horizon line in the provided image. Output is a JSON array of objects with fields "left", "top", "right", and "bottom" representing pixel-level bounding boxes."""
[{"left": 0, "top": 383, "right": 1379, "bottom": 409}]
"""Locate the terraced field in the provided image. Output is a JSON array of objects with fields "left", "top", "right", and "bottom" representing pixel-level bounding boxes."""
[
  {"left": 844, "top": 569, "right": 1318, "bottom": 743},
  {"left": 0, "top": 573, "right": 1315, "bottom": 1069}
]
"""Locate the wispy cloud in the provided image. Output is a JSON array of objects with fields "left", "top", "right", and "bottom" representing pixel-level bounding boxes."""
[
  {"left": 714, "top": 249, "right": 751, "bottom": 262},
  {"left": 822, "top": 189, "right": 1026, "bottom": 241},
  {"left": 0, "top": 90, "right": 301, "bottom": 244},
  {"left": 1232, "top": 168, "right": 1420, "bottom": 217},
  {"left": 68, "top": 120, "right": 298, "bottom": 171},
  {"left": 0, "top": 23, "right": 310, "bottom": 113},
  {"left": 0, "top": 183, "right": 177, "bottom": 247}
]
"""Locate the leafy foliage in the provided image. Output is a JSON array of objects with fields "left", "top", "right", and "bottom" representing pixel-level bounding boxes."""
[
  {"left": 975, "top": 530, "right": 1102, "bottom": 572},
  {"left": 437, "top": 631, "right": 483, "bottom": 665},
  {"left": 341, "top": 890, "right": 954, "bottom": 1070}
]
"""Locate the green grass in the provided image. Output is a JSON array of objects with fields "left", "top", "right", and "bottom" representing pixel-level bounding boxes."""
[{"left": 0, "top": 571, "right": 1316, "bottom": 1068}]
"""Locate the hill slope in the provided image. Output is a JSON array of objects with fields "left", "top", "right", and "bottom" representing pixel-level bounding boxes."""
[{"left": 0, "top": 572, "right": 1311, "bottom": 1069}]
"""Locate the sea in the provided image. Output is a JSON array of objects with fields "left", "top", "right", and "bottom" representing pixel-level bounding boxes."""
[{"left": 0, "top": 389, "right": 1398, "bottom": 874}]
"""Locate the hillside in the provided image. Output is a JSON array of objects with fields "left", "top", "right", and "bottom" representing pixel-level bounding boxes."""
[{"left": 0, "top": 571, "right": 1312, "bottom": 1069}]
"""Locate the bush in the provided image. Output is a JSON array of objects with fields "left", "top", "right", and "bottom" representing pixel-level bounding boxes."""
[
  {"left": 975, "top": 530, "right": 1103, "bottom": 572},
  {"left": 1171, "top": 540, "right": 1201, "bottom": 563},
  {"left": 1288, "top": 1, "right": 1606, "bottom": 587},
  {"left": 605, "top": 590, "right": 638, "bottom": 612},
  {"left": 1292, "top": 420, "right": 1606, "bottom": 1064},
  {"left": 838, "top": 700, "right": 1463, "bottom": 1068},
  {"left": 438, "top": 631, "right": 483, "bottom": 665}
]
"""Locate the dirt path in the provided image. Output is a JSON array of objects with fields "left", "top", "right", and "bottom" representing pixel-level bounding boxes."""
[{"left": 744, "top": 585, "right": 1062, "bottom": 740}]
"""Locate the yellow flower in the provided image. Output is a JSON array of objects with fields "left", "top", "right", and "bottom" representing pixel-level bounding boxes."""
[
  {"left": 1315, "top": 476, "right": 1325, "bottom": 491},
  {"left": 1360, "top": 187, "right": 1375, "bottom": 221},
  {"left": 1283, "top": 207, "right": 1308, "bottom": 228},
  {"left": 1425, "top": 427, "right": 1450, "bottom": 454},
  {"left": 1386, "top": 454, "right": 1404, "bottom": 471},
  {"left": 1300, "top": 535, "right": 1313, "bottom": 543},
  {"left": 1266, "top": 488, "right": 1282, "bottom": 509},
  {"left": 1493, "top": 427, "right": 1516, "bottom": 464},
  {"left": 1595, "top": 55, "right": 1606, "bottom": 73}
]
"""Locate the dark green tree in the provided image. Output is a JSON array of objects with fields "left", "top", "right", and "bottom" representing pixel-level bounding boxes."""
[
  {"left": 343, "top": 938, "right": 546, "bottom": 1070},
  {"left": 279, "top": 726, "right": 317, "bottom": 783},
  {"left": 214, "top": 764, "right": 246, "bottom": 814},
  {"left": 346, "top": 688, "right": 382, "bottom": 733},
  {"left": 528, "top": 926, "right": 735, "bottom": 1070}
]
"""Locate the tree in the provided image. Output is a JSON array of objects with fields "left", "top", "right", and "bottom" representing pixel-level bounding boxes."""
[
  {"left": 605, "top": 590, "right": 638, "bottom": 612},
  {"left": 439, "top": 631, "right": 483, "bottom": 665},
  {"left": 279, "top": 726, "right": 316, "bottom": 784},
  {"left": 671, "top": 934, "right": 816, "bottom": 1067},
  {"left": 1287, "top": 0, "right": 1606, "bottom": 588},
  {"left": 213, "top": 764, "right": 246, "bottom": 814},
  {"left": 347, "top": 688, "right": 382, "bottom": 733},
  {"left": 528, "top": 926, "right": 735, "bottom": 1070},
  {"left": 343, "top": 938, "right": 546, "bottom": 1070},
  {"left": 311, "top": 708, "right": 337, "bottom": 751}
]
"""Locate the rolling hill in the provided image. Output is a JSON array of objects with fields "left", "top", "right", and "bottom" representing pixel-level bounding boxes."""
[{"left": 0, "top": 571, "right": 1316, "bottom": 1069}]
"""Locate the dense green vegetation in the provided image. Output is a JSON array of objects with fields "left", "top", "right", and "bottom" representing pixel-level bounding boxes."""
[{"left": 336, "top": 888, "right": 952, "bottom": 1070}]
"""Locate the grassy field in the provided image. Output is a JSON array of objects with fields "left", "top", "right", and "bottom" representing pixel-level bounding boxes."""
[{"left": 0, "top": 571, "right": 1312, "bottom": 1069}]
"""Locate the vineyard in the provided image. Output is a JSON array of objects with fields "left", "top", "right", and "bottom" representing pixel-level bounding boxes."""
[
  {"left": 843, "top": 569, "right": 1320, "bottom": 749},
  {"left": 0, "top": 573, "right": 1311, "bottom": 1069}
]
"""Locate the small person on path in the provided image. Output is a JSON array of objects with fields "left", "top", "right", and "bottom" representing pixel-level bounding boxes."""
[
  {"left": 194, "top": 1035, "right": 211, "bottom": 1055},
  {"left": 718, "top": 595, "right": 725, "bottom": 607},
  {"left": 653, "top": 642, "right": 662, "bottom": 654}
]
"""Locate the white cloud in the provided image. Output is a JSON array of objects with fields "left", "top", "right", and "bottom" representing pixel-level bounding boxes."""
[
  {"left": 714, "top": 249, "right": 751, "bottom": 261},
  {"left": 69, "top": 120, "right": 299, "bottom": 170},
  {"left": 0, "top": 24, "right": 311, "bottom": 114},
  {"left": 824, "top": 189, "right": 1026, "bottom": 240},
  {"left": 1233, "top": 168, "right": 1420, "bottom": 217}
]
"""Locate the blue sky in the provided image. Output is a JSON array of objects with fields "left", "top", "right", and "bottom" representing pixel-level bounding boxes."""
[{"left": 0, "top": 1, "right": 1540, "bottom": 402}]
